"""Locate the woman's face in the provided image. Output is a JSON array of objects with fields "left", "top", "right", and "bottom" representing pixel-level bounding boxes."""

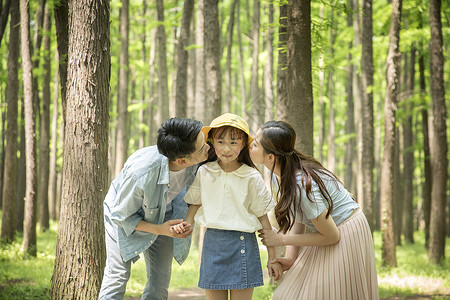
[{"left": 249, "top": 129, "right": 269, "bottom": 166}]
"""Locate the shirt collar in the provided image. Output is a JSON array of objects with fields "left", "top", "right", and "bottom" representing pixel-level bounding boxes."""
[{"left": 203, "top": 161, "right": 258, "bottom": 177}]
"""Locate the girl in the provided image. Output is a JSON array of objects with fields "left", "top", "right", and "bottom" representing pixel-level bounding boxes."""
[
  {"left": 250, "top": 120, "right": 379, "bottom": 300},
  {"left": 172, "top": 113, "right": 282, "bottom": 300}
]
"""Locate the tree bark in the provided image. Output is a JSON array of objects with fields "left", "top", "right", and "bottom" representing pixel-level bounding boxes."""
[
  {"left": 276, "top": 3, "right": 287, "bottom": 122},
  {"left": 1, "top": 0, "right": 19, "bottom": 241},
  {"left": 50, "top": 0, "right": 109, "bottom": 297},
  {"left": 16, "top": 100, "right": 26, "bottom": 232},
  {"left": 381, "top": 0, "right": 402, "bottom": 267},
  {"left": 38, "top": 3, "right": 51, "bottom": 231},
  {"left": 54, "top": 0, "right": 68, "bottom": 131},
  {"left": 156, "top": 0, "right": 169, "bottom": 125},
  {"left": 264, "top": 2, "right": 274, "bottom": 121},
  {"left": 20, "top": 0, "right": 38, "bottom": 257},
  {"left": 236, "top": 0, "right": 247, "bottom": 119},
  {"left": 361, "top": 0, "right": 375, "bottom": 231},
  {"left": 49, "top": 49, "right": 60, "bottom": 221},
  {"left": 344, "top": 0, "right": 355, "bottom": 193},
  {"left": 175, "top": 0, "right": 194, "bottom": 117},
  {"left": 139, "top": 0, "right": 147, "bottom": 149},
  {"left": 224, "top": 0, "right": 237, "bottom": 114},
  {"left": 285, "top": 0, "right": 313, "bottom": 155},
  {"left": 428, "top": 0, "right": 447, "bottom": 265},
  {"left": 0, "top": 0, "right": 11, "bottom": 46},
  {"left": 115, "top": 0, "right": 129, "bottom": 177},
  {"left": 250, "top": 0, "right": 262, "bottom": 130},
  {"left": 327, "top": 6, "right": 336, "bottom": 172},
  {"left": 194, "top": 0, "right": 206, "bottom": 122},
  {"left": 402, "top": 47, "right": 415, "bottom": 244},
  {"left": 203, "top": 0, "right": 222, "bottom": 124}
]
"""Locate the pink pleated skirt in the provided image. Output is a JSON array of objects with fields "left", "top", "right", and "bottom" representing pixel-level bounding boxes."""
[{"left": 273, "top": 209, "right": 379, "bottom": 300}]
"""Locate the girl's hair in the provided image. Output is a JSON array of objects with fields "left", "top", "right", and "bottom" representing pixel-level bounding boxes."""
[
  {"left": 259, "top": 121, "right": 339, "bottom": 233},
  {"left": 204, "top": 126, "right": 256, "bottom": 169}
]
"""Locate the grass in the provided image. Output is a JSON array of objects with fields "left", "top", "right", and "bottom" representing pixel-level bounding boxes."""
[{"left": 0, "top": 211, "right": 449, "bottom": 299}]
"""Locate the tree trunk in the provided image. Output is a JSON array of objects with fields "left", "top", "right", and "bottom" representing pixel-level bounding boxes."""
[
  {"left": 49, "top": 0, "right": 109, "bottom": 297},
  {"left": 1, "top": 0, "right": 19, "bottom": 242},
  {"left": 175, "top": 0, "right": 194, "bottom": 117},
  {"left": 32, "top": 0, "right": 46, "bottom": 132},
  {"left": 115, "top": 0, "right": 129, "bottom": 177},
  {"left": 49, "top": 49, "right": 60, "bottom": 221},
  {"left": 147, "top": 29, "right": 157, "bottom": 145},
  {"left": 156, "top": 0, "right": 169, "bottom": 125},
  {"left": 394, "top": 126, "right": 402, "bottom": 246},
  {"left": 203, "top": 0, "right": 222, "bottom": 124},
  {"left": 194, "top": 0, "right": 206, "bottom": 122},
  {"left": 38, "top": 3, "right": 51, "bottom": 231},
  {"left": 381, "top": 0, "right": 402, "bottom": 267},
  {"left": 54, "top": 0, "right": 68, "bottom": 130},
  {"left": 402, "top": 47, "right": 415, "bottom": 244},
  {"left": 327, "top": 6, "right": 335, "bottom": 172},
  {"left": 318, "top": 6, "right": 325, "bottom": 163},
  {"left": 224, "top": 0, "right": 237, "bottom": 114},
  {"left": 418, "top": 41, "right": 432, "bottom": 249},
  {"left": 20, "top": 0, "right": 38, "bottom": 257},
  {"left": 344, "top": 0, "right": 355, "bottom": 193},
  {"left": 236, "top": 0, "right": 247, "bottom": 119},
  {"left": 0, "top": 0, "right": 12, "bottom": 46},
  {"left": 187, "top": 14, "right": 196, "bottom": 117},
  {"left": 276, "top": 3, "right": 287, "bottom": 122},
  {"left": 16, "top": 100, "right": 26, "bottom": 232},
  {"left": 361, "top": 0, "right": 375, "bottom": 231},
  {"left": 285, "top": 0, "right": 313, "bottom": 155},
  {"left": 139, "top": 0, "right": 147, "bottom": 149},
  {"left": 250, "top": 0, "right": 262, "bottom": 130},
  {"left": 428, "top": 0, "right": 447, "bottom": 265},
  {"left": 264, "top": 2, "right": 274, "bottom": 121}
]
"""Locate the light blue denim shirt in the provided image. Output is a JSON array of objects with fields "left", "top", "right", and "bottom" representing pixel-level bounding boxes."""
[{"left": 104, "top": 146, "right": 197, "bottom": 264}]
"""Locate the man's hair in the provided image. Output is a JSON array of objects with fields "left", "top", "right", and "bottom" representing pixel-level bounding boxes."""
[{"left": 157, "top": 118, "right": 203, "bottom": 161}]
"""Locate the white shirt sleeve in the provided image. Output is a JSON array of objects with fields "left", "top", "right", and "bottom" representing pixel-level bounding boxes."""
[
  {"left": 247, "top": 174, "right": 276, "bottom": 217},
  {"left": 184, "top": 168, "right": 202, "bottom": 205}
]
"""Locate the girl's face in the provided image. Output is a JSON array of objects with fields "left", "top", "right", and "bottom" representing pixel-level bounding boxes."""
[
  {"left": 213, "top": 131, "right": 245, "bottom": 165},
  {"left": 250, "top": 129, "right": 270, "bottom": 167}
]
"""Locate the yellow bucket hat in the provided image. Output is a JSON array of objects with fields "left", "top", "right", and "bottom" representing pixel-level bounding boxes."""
[{"left": 201, "top": 113, "right": 254, "bottom": 146}]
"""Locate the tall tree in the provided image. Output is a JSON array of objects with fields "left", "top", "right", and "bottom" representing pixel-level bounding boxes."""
[
  {"left": 49, "top": 50, "right": 59, "bottom": 221},
  {"left": 16, "top": 101, "right": 26, "bottom": 232},
  {"left": 54, "top": 0, "right": 68, "bottom": 128},
  {"left": 156, "top": 0, "right": 169, "bottom": 125},
  {"left": 276, "top": 3, "right": 287, "bottom": 122},
  {"left": 264, "top": 2, "right": 274, "bottom": 121},
  {"left": 115, "top": 0, "right": 129, "bottom": 177},
  {"left": 428, "top": 0, "right": 447, "bottom": 265},
  {"left": 361, "top": 0, "right": 375, "bottom": 231},
  {"left": 224, "top": 0, "right": 237, "bottom": 114},
  {"left": 344, "top": 0, "right": 355, "bottom": 193},
  {"left": 203, "top": 0, "right": 222, "bottom": 123},
  {"left": 50, "top": 0, "right": 110, "bottom": 297},
  {"left": 20, "top": 0, "right": 38, "bottom": 257},
  {"left": 327, "top": 6, "right": 336, "bottom": 172},
  {"left": 139, "top": 0, "right": 147, "bottom": 149},
  {"left": 38, "top": 3, "right": 51, "bottom": 231},
  {"left": 402, "top": 47, "right": 415, "bottom": 243},
  {"left": 174, "top": 0, "right": 194, "bottom": 117},
  {"left": 380, "top": 0, "right": 402, "bottom": 267},
  {"left": 1, "top": 0, "right": 19, "bottom": 242},
  {"left": 194, "top": 0, "right": 206, "bottom": 122},
  {"left": 236, "top": 0, "right": 247, "bottom": 119},
  {"left": 251, "top": 0, "right": 262, "bottom": 129},
  {"left": 0, "top": 0, "right": 11, "bottom": 46},
  {"left": 284, "top": 0, "right": 313, "bottom": 155}
]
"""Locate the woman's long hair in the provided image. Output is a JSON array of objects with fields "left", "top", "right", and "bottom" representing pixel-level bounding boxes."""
[
  {"left": 260, "top": 121, "right": 339, "bottom": 233},
  {"left": 204, "top": 126, "right": 256, "bottom": 169}
]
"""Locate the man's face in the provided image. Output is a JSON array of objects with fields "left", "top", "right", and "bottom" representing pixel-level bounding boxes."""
[{"left": 184, "top": 131, "right": 209, "bottom": 167}]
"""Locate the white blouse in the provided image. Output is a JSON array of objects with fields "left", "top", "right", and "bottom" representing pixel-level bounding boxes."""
[{"left": 185, "top": 161, "right": 275, "bottom": 233}]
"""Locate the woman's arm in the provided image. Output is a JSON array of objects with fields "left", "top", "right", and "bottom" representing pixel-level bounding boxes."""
[{"left": 260, "top": 209, "right": 340, "bottom": 248}]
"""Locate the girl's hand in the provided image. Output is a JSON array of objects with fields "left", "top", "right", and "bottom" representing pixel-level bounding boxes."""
[
  {"left": 270, "top": 257, "right": 296, "bottom": 272},
  {"left": 258, "top": 228, "right": 285, "bottom": 247},
  {"left": 268, "top": 261, "right": 283, "bottom": 281}
]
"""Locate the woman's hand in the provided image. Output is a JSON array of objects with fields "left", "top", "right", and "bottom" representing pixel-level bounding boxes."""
[
  {"left": 258, "top": 228, "right": 285, "bottom": 247},
  {"left": 271, "top": 257, "right": 296, "bottom": 272}
]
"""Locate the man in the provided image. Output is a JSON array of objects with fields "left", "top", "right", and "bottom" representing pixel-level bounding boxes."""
[{"left": 99, "top": 118, "right": 209, "bottom": 300}]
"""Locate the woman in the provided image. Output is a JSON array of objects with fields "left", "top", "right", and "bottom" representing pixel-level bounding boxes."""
[{"left": 250, "top": 120, "right": 379, "bottom": 300}]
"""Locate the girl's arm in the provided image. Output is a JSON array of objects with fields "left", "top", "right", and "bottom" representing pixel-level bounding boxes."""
[
  {"left": 258, "top": 214, "right": 283, "bottom": 280},
  {"left": 260, "top": 209, "right": 340, "bottom": 248},
  {"left": 185, "top": 204, "right": 201, "bottom": 225},
  {"left": 269, "top": 222, "right": 305, "bottom": 272}
]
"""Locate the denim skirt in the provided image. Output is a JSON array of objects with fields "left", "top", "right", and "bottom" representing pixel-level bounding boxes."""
[{"left": 198, "top": 228, "right": 264, "bottom": 290}]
